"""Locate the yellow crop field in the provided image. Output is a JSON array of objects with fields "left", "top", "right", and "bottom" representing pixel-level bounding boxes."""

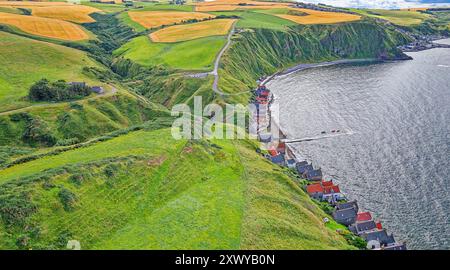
[
  {"left": 0, "top": 1, "right": 72, "bottom": 7},
  {"left": 150, "top": 19, "right": 236, "bottom": 43},
  {"left": 0, "top": 12, "right": 89, "bottom": 41},
  {"left": 276, "top": 8, "right": 361, "bottom": 25},
  {"left": 29, "top": 5, "right": 101, "bottom": 23},
  {"left": 128, "top": 11, "right": 215, "bottom": 29},
  {"left": 0, "top": 1, "right": 100, "bottom": 23}
]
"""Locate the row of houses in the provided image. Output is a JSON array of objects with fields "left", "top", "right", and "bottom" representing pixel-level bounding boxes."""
[
  {"left": 333, "top": 201, "right": 406, "bottom": 250},
  {"left": 252, "top": 83, "right": 406, "bottom": 250}
]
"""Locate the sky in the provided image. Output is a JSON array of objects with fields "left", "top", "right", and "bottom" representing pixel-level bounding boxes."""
[{"left": 298, "top": 0, "right": 450, "bottom": 9}]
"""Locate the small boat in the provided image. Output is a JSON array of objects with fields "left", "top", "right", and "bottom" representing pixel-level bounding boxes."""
[{"left": 331, "top": 130, "right": 336, "bottom": 133}]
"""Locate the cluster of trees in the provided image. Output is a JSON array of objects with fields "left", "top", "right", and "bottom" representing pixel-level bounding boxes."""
[{"left": 28, "top": 79, "right": 91, "bottom": 102}]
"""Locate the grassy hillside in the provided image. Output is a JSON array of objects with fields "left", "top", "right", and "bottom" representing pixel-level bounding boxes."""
[
  {"left": 0, "top": 31, "right": 103, "bottom": 112},
  {"left": 211, "top": 10, "right": 296, "bottom": 30},
  {"left": 0, "top": 91, "right": 169, "bottom": 154},
  {"left": 0, "top": 128, "right": 354, "bottom": 250},
  {"left": 217, "top": 21, "right": 411, "bottom": 104},
  {"left": 114, "top": 35, "right": 226, "bottom": 71}
]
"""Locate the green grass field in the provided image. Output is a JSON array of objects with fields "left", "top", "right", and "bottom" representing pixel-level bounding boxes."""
[
  {"left": 117, "top": 11, "right": 147, "bottom": 32},
  {"left": 211, "top": 10, "right": 296, "bottom": 30},
  {"left": 114, "top": 35, "right": 226, "bottom": 71},
  {"left": 0, "top": 31, "right": 103, "bottom": 112},
  {"left": 0, "top": 127, "right": 354, "bottom": 250},
  {"left": 351, "top": 9, "right": 430, "bottom": 26}
]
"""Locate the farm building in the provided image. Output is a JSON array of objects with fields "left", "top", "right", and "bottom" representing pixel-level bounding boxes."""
[{"left": 91, "top": 86, "right": 104, "bottom": 94}]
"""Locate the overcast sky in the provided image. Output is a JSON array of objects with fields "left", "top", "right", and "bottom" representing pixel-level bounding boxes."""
[{"left": 297, "top": 0, "right": 450, "bottom": 9}]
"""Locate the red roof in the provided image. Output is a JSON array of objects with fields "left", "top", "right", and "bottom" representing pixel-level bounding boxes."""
[
  {"left": 376, "top": 221, "right": 383, "bottom": 230},
  {"left": 357, "top": 212, "right": 373, "bottom": 222},
  {"left": 321, "top": 180, "right": 334, "bottom": 187},
  {"left": 323, "top": 185, "right": 340, "bottom": 194},
  {"left": 277, "top": 143, "right": 286, "bottom": 152},
  {"left": 306, "top": 183, "right": 324, "bottom": 194},
  {"left": 268, "top": 149, "right": 278, "bottom": 157}
]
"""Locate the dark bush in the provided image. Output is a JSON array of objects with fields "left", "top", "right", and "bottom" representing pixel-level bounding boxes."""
[
  {"left": 22, "top": 116, "right": 57, "bottom": 147},
  {"left": 28, "top": 79, "right": 91, "bottom": 102},
  {"left": 58, "top": 188, "right": 78, "bottom": 211},
  {"left": 0, "top": 191, "right": 37, "bottom": 228}
]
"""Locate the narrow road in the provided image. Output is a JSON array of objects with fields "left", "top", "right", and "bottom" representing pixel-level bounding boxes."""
[
  {"left": 209, "top": 22, "right": 236, "bottom": 96},
  {"left": 0, "top": 85, "right": 118, "bottom": 116}
]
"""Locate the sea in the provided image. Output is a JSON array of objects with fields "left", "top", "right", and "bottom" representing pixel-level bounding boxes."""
[{"left": 267, "top": 39, "right": 450, "bottom": 249}]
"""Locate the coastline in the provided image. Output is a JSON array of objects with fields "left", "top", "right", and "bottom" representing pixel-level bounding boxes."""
[{"left": 258, "top": 57, "right": 408, "bottom": 249}]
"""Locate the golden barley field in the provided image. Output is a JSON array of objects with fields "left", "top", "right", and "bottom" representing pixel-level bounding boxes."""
[
  {"left": 0, "top": 1, "right": 72, "bottom": 7},
  {"left": 0, "top": 12, "right": 89, "bottom": 41},
  {"left": 150, "top": 19, "right": 236, "bottom": 43},
  {"left": 0, "top": 1, "right": 100, "bottom": 23},
  {"left": 128, "top": 11, "right": 215, "bottom": 29},
  {"left": 276, "top": 8, "right": 361, "bottom": 25},
  {"left": 29, "top": 5, "right": 101, "bottom": 23}
]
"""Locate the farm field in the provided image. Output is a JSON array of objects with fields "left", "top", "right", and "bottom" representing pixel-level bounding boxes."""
[
  {"left": 274, "top": 8, "right": 361, "bottom": 25},
  {"left": 0, "top": 127, "right": 353, "bottom": 250},
  {"left": 128, "top": 10, "right": 215, "bottom": 29},
  {"left": 0, "top": 1, "right": 101, "bottom": 23},
  {"left": 0, "top": 31, "right": 102, "bottom": 112},
  {"left": 114, "top": 35, "right": 226, "bottom": 70},
  {"left": 28, "top": 5, "right": 101, "bottom": 23},
  {"left": 0, "top": 1, "right": 72, "bottom": 7},
  {"left": 211, "top": 10, "right": 296, "bottom": 30},
  {"left": 0, "top": 12, "right": 89, "bottom": 40},
  {"left": 351, "top": 9, "right": 430, "bottom": 26},
  {"left": 150, "top": 18, "right": 235, "bottom": 42},
  {"left": 194, "top": 0, "right": 290, "bottom": 12}
]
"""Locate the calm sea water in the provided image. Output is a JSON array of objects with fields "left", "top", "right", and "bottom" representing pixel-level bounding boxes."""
[{"left": 267, "top": 42, "right": 450, "bottom": 250}]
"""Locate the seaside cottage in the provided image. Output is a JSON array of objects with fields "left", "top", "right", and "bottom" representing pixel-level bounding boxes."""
[
  {"left": 270, "top": 154, "right": 285, "bottom": 166},
  {"left": 296, "top": 161, "right": 309, "bottom": 175},
  {"left": 286, "top": 159, "right": 297, "bottom": 169},
  {"left": 322, "top": 185, "right": 343, "bottom": 202},
  {"left": 304, "top": 168, "right": 323, "bottom": 181},
  {"left": 306, "top": 183, "right": 324, "bottom": 200},
  {"left": 356, "top": 211, "right": 373, "bottom": 222},
  {"left": 361, "top": 229, "right": 396, "bottom": 247},
  {"left": 349, "top": 220, "right": 378, "bottom": 235},
  {"left": 332, "top": 207, "right": 358, "bottom": 226},
  {"left": 335, "top": 200, "right": 359, "bottom": 212}
]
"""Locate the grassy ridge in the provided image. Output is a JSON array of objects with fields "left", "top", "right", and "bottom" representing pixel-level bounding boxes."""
[
  {"left": 0, "top": 31, "right": 103, "bottom": 112},
  {"left": 0, "top": 128, "right": 354, "bottom": 250},
  {"left": 0, "top": 92, "right": 169, "bottom": 151},
  {"left": 217, "top": 21, "right": 411, "bottom": 104}
]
